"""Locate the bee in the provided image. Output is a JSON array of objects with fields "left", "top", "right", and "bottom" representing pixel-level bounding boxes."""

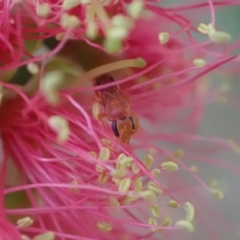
[{"left": 95, "top": 74, "right": 139, "bottom": 144}]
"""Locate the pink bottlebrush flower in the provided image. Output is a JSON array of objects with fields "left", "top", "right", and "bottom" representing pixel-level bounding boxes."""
[{"left": 0, "top": 0, "right": 240, "bottom": 240}]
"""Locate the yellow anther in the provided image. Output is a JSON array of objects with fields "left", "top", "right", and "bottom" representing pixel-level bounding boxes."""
[
  {"left": 139, "top": 190, "right": 156, "bottom": 202},
  {"left": 208, "top": 23, "right": 232, "bottom": 43},
  {"left": 109, "top": 196, "right": 120, "bottom": 208},
  {"left": 151, "top": 169, "right": 161, "bottom": 177},
  {"left": 211, "top": 188, "right": 224, "bottom": 199},
  {"left": 144, "top": 155, "right": 154, "bottom": 169},
  {"left": 95, "top": 164, "right": 105, "bottom": 173},
  {"left": 190, "top": 165, "right": 198, "bottom": 172},
  {"left": 107, "top": 26, "right": 129, "bottom": 40},
  {"left": 27, "top": 63, "right": 39, "bottom": 74},
  {"left": 150, "top": 205, "right": 160, "bottom": 217},
  {"left": 227, "top": 140, "right": 240, "bottom": 154},
  {"left": 33, "top": 232, "right": 55, "bottom": 240},
  {"left": 89, "top": 151, "right": 97, "bottom": 158},
  {"left": 168, "top": 200, "right": 180, "bottom": 208},
  {"left": 175, "top": 220, "right": 194, "bottom": 233},
  {"left": 122, "top": 196, "right": 138, "bottom": 204},
  {"left": 193, "top": 58, "right": 206, "bottom": 67},
  {"left": 133, "top": 177, "right": 143, "bottom": 192},
  {"left": 111, "top": 14, "right": 134, "bottom": 29},
  {"left": 197, "top": 23, "right": 209, "bottom": 35},
  {"left": 161, "top": 161, "right": 178, "bottom": 171},
  {"left": 148, "top": 218, "right": 158, "bottom": 231},
  {"left": 184, "top": 202, "right": 195, "bottom": 222},
  {"left": 161, "top": 217, "right": 172, "bottom": 226},
  {"left": 111, "top": 168, "right": 126, "bottom": 178},
  {"left": 92, "top": 102, "right": 101, "bottom": 120},
  {"left": 60, "top": 13, "right": 80, "bottom": 28},
  {"left": 62, "top": 0, "right": 81, "bottom": 10},
  {"left": 149, "top": 148, "right": 157, "bottom": 155},
  {"left": 36, "top": 3, "right": 50, "bottom": 17},
  {"left": 48, "top": 115, "right": 70, "bottom": 143},
  {"left": 98, "top": 147, "right": 110, "bottom": 161},
  {"left": 118, "top": 178, "right": 131, "bottom": 193},
  {"left": 132, "top": 163, "right": 140, "bottom": 174},
  {"left": 17, "top": 217, "right": 33, "bottom": 228},
  {"left": 207, "top": 179, "right": 218, "bottom": 188},
  {"left": 42, "top": 71, "right": 64, "bottom": 106},
  {"left": 148, "top": 182, "right": 163, "bottom": 195},
  {"left": 158, "top": 32, "right": 169, "bottom": 44},
  {"left": 118, "top": 154, "right": 133, "bottom": 167},
  {"left": 97, "top": 222, "right": 112, "bottom": 232},
  {"left": 101, "top": 138, "right": 111, "bottom": 147},
  {"left": 98, "top": 173, "right": 109, "bottom": 184},
  {"left": 21, "top": 235, "right": 30, "bottom": 240},
  {"left": 127, "top": 0, "right": 144, "bottom": 19},
  {"left": 112, "top": 177, "right": 121, "bottom": 186},
  {"left": 70, "top": 179, "right": 79, "bottom": 193}
]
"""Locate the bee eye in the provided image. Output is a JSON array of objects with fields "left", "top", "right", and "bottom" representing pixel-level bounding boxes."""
[{"left": 111, "top": 120, "right": 120, "bottom": 137}]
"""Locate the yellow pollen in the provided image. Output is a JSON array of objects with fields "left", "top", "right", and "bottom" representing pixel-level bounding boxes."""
[
  {"left": 148, "top": 182, "right": 163, "bottom": 195},
  {"left": 184, "top": 202, "right": 195, "bottom": 222},
  {"left": 62, "top": 0, "right": 81, "bottom": 10},
  {"left": 161, "top": 161, "right": 178, "bottom": 171},
  {"left": 111, "top": 167, "right": 126, "bottom": 178},
  {"left": 101, "top": 138, "right": 111, "bottom": 147},
  {"left": 21, "top": 235, "right": 30, "bottom": 240},
  {"left": 92, "top": 102, "right": 101, "bottom": 120},
  {"left": 111, "top": 14, "right": 134, "bottom": 29},
  {"left": 42, "top": 71, "right": 64, "bottom": 106},
  {"left": 112, "top": 177, "right": 121, "bottom": 186},
  {"left": 118, "top": 154, "right": 133, "bottom": 167},
  {"left": 144, "top": 155, "right": 154, "bottom": 169},
  {"left": 89, "top": 151, "right": 97, "bottom": 158},
  {"left": 48, "top": 115, "right": 70, "bottom": 143},
  {"left": 127, "top": 0, "right": 144, "bottom": 19},
  {"left": 161, "top": 217, "right": 172, "bottom": 226},
  {"left": 193, "top": 58, "right": 206, "bottom": 67},
  {"left": 190, "top": 165, "right": 198, "bottom": 172},
  {"left": 148, "top": 218, "right": 158, "bottom": 231},
  {"left": 207, "top": 23, "right": 232, "bottom": 43},
  {"left": 227, "top": 140, "right": 240, "bottom": 154},
  {"left": 97, "top": 221, "right": 112, "bottom": 232},
  {"left": 122, "top": 196, "right": 138, "bottom": 204},
  {"left": 175, "top": 220, "right": 194, "bottom": 233},
  {"left": 109, "top": 196, "right": 120, "bottom": 209},
  {"left": 118, "top": 178, "right": 131, "bottom": 193},
  {"left": 150, "top": 204, "right": 160, "bottom": 218},
  {"left": 106, "top": 26, "right": 129, "bottom": 40},
  {"left": 132, "top": 163, "right": 140, "bottom": 174},
  {"left": 36, "top": 3, "right": 50, "bottom": 17},
  {"left": 17, "top": 217, "right": 33, "bottom": 228},
  {"left": 139, "top": 190, "right": 156, "bottom": 202},
  {"left": 60, "top": 13, "right": 80, "bottom": 28},
  {"left": 91, "top": 0, "right": 110, "bottom": 24},
  {"left": 98, "top": 147, "right": 110, "bottom": 161},
  {"left": 95, "top": 164, "right": 105, "bottom": 173},
  {"left": 197, "top": 23, "right": 209, "bottom": 35},
  {"left": 211, "top": 188, "right": 224, "bottom": 199},
  {"left": 98, "top": 173, "right": 109, "bottom": 184},
  {"left": 158, "top": 32, "right": 170, "bottom": 44},
  {"left": 151, "top": 169, "right": 161, "bottom": 177},
  {"left": 27, "top": 63, "right": 39, "bottom": 74},
  {"left": 133, "top": 177, "right": 143, "bottom": 192},
  {"left": 33, "top": 232, "right": 55, "bottom": 240},
  {"left": 168, "top": 200, "right": 180, "bottom": 208},
  {"left": 70, "top": 179, "right": 80, "bottom": 193}
]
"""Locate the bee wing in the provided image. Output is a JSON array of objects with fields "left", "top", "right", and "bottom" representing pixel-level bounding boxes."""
[{"left": 101, "top": 87, "right": 128, "bottom": 115}]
